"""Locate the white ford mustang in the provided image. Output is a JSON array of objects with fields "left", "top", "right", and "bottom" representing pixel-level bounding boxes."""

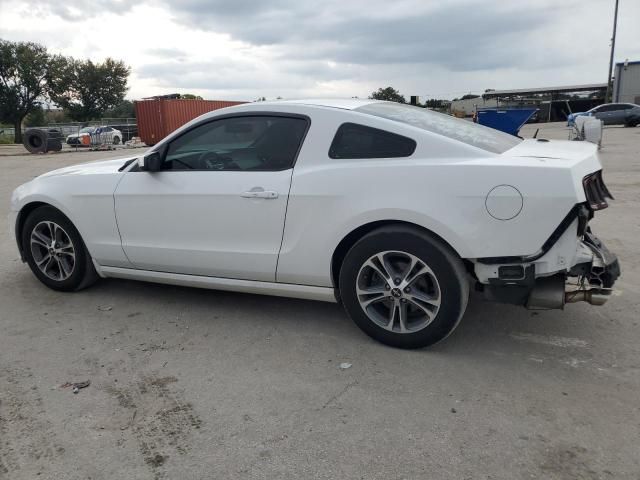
[{"left": 9, "top": 99, "right": 620, "bottom": 348}]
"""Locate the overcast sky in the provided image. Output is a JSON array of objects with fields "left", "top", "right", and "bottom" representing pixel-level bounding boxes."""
[{"left": 1, "top": 0, "right": 638, "bottom": 102}]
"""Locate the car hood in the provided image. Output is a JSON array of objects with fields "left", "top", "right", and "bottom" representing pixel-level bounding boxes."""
[{"left": 37, "top": 156, "right": 137, "bottom": 179}]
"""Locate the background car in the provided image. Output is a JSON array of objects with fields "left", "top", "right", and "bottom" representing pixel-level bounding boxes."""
[
  {"left": 567, "top": 103, "right": 640, "bottom": 127},
  {"left": 66, "top": 126, "right": 123, "bottom": 146}
]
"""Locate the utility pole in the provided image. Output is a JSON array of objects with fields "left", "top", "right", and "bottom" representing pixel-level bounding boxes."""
[{"left": 605, "top": 0, "right": 620, "bottom": 102}]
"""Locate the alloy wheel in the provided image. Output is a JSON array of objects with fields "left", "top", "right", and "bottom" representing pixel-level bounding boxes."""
[
  {"left": 30, "top": 221, "right": 76, "bottom": 281},
  {"left": 356, "top": 250, "right": 441, "bottom": 333}
]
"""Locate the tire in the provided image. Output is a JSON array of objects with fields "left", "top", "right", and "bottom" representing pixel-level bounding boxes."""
[
  {"left": 21, "top": 206, "right": 99, "bottom": 292},
  {"left": 339, "top": 225, "right": 469, "bottom": 349},
  {"left": 23, "top": 129, "right": 48, "bottom": 154},
  {"left": 46, "top": 138, "right": 62, "bottom": 152},
  {"left": 113, "top": 136, "right": 120, "bottom": 145}
]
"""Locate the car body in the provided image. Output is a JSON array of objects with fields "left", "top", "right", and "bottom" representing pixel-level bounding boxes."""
[
  {"left": 10, "top": 99, "right": 620, "bottom": 348},
  {"left": 66, "top": 126, "right": 123, "bottom": 146},
  {"left": 567, "top": 103, "right": 640, "bottom": 127}
]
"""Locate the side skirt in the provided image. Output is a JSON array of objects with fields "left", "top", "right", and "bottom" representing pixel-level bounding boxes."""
[{"left": 98, "top": 266, "right": 338, "bottom": 303}]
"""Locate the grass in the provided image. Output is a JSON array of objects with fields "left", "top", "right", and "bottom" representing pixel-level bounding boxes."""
[{"left": 0, "top": 135, "right": 16, "bottom": 144}]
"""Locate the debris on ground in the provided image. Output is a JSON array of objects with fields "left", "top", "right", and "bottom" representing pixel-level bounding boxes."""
[
  {"left": 338, "top": 362, "right": 352, "bottom": 370},
  {"left": 98, "top": 305, "right": 113, "bottom": 311},
  {"left": 60, "top": 380, "right": 91, "bottom": 394},
  {"left": 125, "top": 136, "right": 146, "bottom": 148}
]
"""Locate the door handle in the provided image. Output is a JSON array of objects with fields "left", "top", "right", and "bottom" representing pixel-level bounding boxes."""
[{"left": 241, "top": 189, "right": 279, "bottom": 199}]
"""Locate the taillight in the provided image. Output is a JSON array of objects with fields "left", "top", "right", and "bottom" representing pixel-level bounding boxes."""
[{"left": 582, "top": 171, "right": 614, "bottom": 211}]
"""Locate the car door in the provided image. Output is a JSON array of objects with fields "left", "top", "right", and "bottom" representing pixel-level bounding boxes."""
[
  {"left": 618, "top": 104, "right": 634, "bottom": 124},
  {"left": 113, "top": 114, "right": 309, "bottom": 281},
  {"left": 100, "top": 127, "right": 112, "bottom": 143},
  {"left": 591, "top": 105, "right": 610, "bottom": 123},
  {"left": 606, "top": 104, "right": 626, "bottom": 124}
]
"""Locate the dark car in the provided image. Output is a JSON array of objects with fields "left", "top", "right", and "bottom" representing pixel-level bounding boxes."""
[{"left": 568, "top": 103, "right": 640, "bottom": 127}]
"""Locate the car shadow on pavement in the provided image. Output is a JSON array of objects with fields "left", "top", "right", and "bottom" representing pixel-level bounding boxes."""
[{"left": 72, "top": 278, "right": 597, "bottom": 358}]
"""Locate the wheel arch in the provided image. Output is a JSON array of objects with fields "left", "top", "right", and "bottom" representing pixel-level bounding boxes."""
[
  {"left": 15, "top": 201, "right": 75, "bottom": 260},
  {"left": 330, "top": 220, "right": 466, "bottom": 293}
]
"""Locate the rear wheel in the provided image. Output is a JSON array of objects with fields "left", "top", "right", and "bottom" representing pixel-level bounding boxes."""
[
  {"left": 22, "top": 206, "right": 98, "bottom": 291},
  {"left": 339, "top": 226, "right": 469, "bottom": 349}
]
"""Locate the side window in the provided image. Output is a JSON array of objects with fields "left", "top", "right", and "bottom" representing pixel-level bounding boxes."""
[
  {"left": 329, "top": 123, "right": 416, "bottom": 159},
  {"left": 164, "top": 116, "right": 308, "bottom": 171}
]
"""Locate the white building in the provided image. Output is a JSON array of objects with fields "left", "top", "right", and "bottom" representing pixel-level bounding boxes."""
[{"left": 613, "top": 60, "right": 640, "bottom": 104}]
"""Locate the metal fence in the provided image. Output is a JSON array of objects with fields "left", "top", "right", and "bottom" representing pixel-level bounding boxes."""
[
  {"left": 3, "top": 118, "right": 139, "bottom": 149},
  {"left": 42, "top": 119, "right": 138, "bottom": 150}
]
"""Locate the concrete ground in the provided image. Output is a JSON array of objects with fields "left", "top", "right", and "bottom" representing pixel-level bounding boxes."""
[{"left": 1, "top": 124, "right": 639, "bottom": 480}]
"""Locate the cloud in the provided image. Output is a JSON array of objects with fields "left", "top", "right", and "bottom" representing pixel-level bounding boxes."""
[
  {"left": 1, "top": 0, "right": 639, "bottom": 101},
  {"left": 159, "top": 0, "right": 570, "bottom": 70},
  {"left": 10, "top": 0, "right": 136, "bottom": 21}
]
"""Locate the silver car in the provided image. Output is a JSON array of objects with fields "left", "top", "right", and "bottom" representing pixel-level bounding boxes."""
[{"left": 568, "top": 103, "right": 640, "bottom": 127}]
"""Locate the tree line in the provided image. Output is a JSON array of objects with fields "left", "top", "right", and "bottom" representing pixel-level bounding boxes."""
[
  {"left": 369, "top": 86, "right": 449, "bottom": 110},
  {"left": 0, "top": 39, "right": 130, "bottom": 143}
]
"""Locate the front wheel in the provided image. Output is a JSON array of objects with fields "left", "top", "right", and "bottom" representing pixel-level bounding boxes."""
[
  {"left": 22, "top": 206, "right": 98, "bottom": 291},
  {"left": 339, "top": 226, "right": 469, "bottom": 349},
  {"left": 112, "top": 136, "right": 121, "bottom": 145}
]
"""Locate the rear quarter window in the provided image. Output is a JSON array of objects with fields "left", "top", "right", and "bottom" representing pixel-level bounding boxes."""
[
  {"left": 329, "top": 122, "right": 416, "bottom": 159},
  {"left": 356, "top": 102, "right": 521, "bottom": 154}
]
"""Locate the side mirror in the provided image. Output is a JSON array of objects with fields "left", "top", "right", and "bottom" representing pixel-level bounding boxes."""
[{"left": 142, "top": 151, "right": 163, "bottom": 172}]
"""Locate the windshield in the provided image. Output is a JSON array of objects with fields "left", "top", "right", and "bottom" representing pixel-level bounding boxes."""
[
  {"left": 356, "top": 102, "right": 521, "bottom": 154},
  {"left": 79, "top": 127, "right": 95, "bottom": 133}
]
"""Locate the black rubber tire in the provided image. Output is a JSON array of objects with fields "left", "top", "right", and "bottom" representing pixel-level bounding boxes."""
[
  {"left": 113, "top": 136, "right": 120, "bottom": 145},
  {"left": 23, "top": 129, "right": 48, "bottom": 154},
  {"left": 21, "top": 206, "right": 99, "bottom": 292},
  {"left": 339, "top": 225, "right": 469, "bottom": 349},
  {"left": 46, "top": 138, "right": 63, "bottom": 152}
]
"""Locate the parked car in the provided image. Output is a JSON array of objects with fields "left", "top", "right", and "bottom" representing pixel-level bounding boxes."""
[
  {"left": 66, "top": 126, "right": 123, "bottom": 146},
  {"left": 10, "top": 100, "right": 620, "bottom": 348},
  {"left": 567, "top": 103, "right": 640, "bottom": 127}
]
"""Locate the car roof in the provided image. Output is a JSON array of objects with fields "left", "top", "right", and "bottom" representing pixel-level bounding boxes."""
[{"left": 247, "top": 98, "right": 381, "bottom": 110}]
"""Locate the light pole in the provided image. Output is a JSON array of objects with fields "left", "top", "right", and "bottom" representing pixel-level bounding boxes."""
[{"left": 605, "top": 0, "right": 620, "bottom": 102}]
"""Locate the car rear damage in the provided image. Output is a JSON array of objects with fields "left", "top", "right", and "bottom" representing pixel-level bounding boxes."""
[{"left": 473, "top": 141, "right": 620, "bottom": 310}]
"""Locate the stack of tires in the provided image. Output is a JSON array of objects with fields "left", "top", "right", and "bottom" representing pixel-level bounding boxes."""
[{"left": 23, "top": 128, "right": 64, "bottom": 154}]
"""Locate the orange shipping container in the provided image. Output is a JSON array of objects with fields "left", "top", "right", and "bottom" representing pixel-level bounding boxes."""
[{"left": 134, "top": 98, "right": 247, "bottom": 146}]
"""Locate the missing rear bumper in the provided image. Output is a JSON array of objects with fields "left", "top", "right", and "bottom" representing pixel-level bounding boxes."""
[{"left": 482, "top": 232, "right": 620, "bottom": 310}]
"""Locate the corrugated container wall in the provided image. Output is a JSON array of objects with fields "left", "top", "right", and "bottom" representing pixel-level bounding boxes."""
[
  {"left": 135, "top": 99, "right": 247, "bottom": 145},
  {"left": 613, "top": 61, "right": 640, "bottom": 104}
]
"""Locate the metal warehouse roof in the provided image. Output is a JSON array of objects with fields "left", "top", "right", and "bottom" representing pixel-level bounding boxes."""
[{"left": 483, "top": 83, "right": 607, "bottom": 98}]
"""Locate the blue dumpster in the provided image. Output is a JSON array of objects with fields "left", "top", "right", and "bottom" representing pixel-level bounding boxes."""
[{"left": 476, "top": 108, "right": 538, "bottom": 136}]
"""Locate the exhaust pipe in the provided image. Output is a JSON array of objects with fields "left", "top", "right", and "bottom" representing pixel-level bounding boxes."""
[
  {"left": 526, "top": 275, "right": 612, "bottom": 309},
  {"left": 565, "top": 289, "right": 611, "bottom": 306},
  {"left": 526, "top": 275, "right": 565, "bottom": 310}
]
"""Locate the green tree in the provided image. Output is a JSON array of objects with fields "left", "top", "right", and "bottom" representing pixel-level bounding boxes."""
[
  {"left": 369, "top": 87, "right": 406, "bottom": 103},
  {"left": 180, "top": 93, "right": 203, "bottom": 100},
  {"left": 0, "top": 39, "right": 63, "bottom": 143},
  {"left": 425, "top": 98, "right": 447, "bottom": 109},
  {"left": 52, "top": 57, "right": 130, "bottom": 121},
  {"left": 24, "top": 106, "right": 47, "bottom": 126},
  {"left": 103, "top": 99, "right": 135, "bottom": 118}
]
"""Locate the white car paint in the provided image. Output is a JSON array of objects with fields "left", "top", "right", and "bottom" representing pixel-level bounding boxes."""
[
  {"left": 10, "top": 99, "right": 611, "bottom": 303},
  {"left": 66, "top": 126, "right": 123, "bottom": 146}
]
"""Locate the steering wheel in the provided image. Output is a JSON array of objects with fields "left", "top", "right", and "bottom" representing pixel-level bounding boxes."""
[{"left": 196, "top": 151, "right": 231, "bottom": 170}]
